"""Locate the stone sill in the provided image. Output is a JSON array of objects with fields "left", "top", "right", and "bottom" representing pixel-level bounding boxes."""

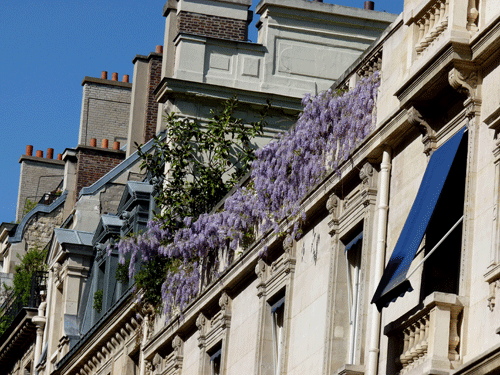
[{"left": 335, "top": 364, "right": 365, "bottom": 375}]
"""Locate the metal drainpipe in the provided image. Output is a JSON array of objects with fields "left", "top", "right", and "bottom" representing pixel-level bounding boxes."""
[{"left": 367, "top": 146, "right": 392, "bottom": 375}]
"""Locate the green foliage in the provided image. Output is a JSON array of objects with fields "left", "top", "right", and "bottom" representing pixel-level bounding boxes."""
[
  {"left": 93, "top": 289, "right": 103, "bottom": 313},
  {"left": 133, "top": 97, "right": 267, "bottom": 310},
  {"left": 0, "top": 246, "right": 47, "bottom": 336},
  {"left": 139, "top": 96, "right": 267, "bottom": 225},
  {"left": 115, "top": 260, "right": 130, "bottom": 284},
  {"left": 12, "top": 246, "right": 47, "bottom": 306},
  {"left": 23, "top": 199, "right": 37, "bottom": 216}
]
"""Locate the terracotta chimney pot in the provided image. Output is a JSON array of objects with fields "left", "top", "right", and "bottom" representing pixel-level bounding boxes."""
[
  {"left": 57, "top": 153, "right": 62, "bottom": 160},
  {"left": 101, "top": 71, "right": 108, "bottom": 80},
  {"left": 90, "top": 138, "right": 97, "bottom": 147},
  {"left": 113, "top": 141, "right": 120, "bottom": 150},
  {"left": 101, "top": 139, "right": 109, "bottom": 148},
  {"left": 155, "top": 45, "right": 163, "bottom": 53},
  {"left": 26, "top": 145, "right": 33, "bottom": 156},
  {"left": 123, "top": 74, "right": 129, "bottom": 83},
  {"left": 47, "top": 148, "right": 54, "bottom": 159},
  {"left": 112, "top": 72, "right": 118, "bottom": 81},
  {"left": 36, "top": 150, "right": 43, "bottom": 158}
]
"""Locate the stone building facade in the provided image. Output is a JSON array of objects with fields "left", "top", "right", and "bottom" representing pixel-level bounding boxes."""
[{"left": 12, "top": 2, "right": 500, "bottom": 375}]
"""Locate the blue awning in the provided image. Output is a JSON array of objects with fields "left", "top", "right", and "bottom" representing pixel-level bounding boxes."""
[
  {"left": 371, "top": 127, "right": 466, "bottom": 311},
  {"left": 345, "top": 232, "right": 363, "bottom": 252}
]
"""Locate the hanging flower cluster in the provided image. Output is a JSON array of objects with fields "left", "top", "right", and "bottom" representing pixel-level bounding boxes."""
[{"left": 116, "top": 72, "right": 380, "bottom": 316}]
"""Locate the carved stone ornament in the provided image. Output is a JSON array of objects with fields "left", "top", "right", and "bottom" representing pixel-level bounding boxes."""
[
  {"left": 255, "top": 259, "right": 268, "bottom": 283},
  {"left": 449, "top": 68, "right": 477, "bottom": 96},
  {"left": 359, "top": 162, "right": 374, "bottom": 187},
  {"left": 172, "top": 335, "right": 183, "bottom": 355},
  {"left": 326, "top": 193, "right": 340, "bottom": 235},
  {"left": 196, "top": 313, "right": 207, "bottom": 333},
  {"left": 153, "top": 353, "right": 162, "bottom": 375},
  {"left": 407, "top": 106, "right": 437, "bottom": 156},
  {"left": 326, "top": 193, "right": 339, "bottom": 217},
  {"left": 219, "top": 292, "right": 231, "bottom": 316}
]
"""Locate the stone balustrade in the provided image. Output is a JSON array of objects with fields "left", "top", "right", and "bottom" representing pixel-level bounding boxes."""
[
  {"left": 414, "top": 0, "right": 450, "bottom": 55},
  {"left": 387, "top": 292, "right": 464, "bottom": 375}
]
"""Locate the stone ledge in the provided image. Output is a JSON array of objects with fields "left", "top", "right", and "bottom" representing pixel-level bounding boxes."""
[
  {"left": 81, "top": 76, "right": 132, "bottom": 88},
  {"left": 18, "top": 155, "right": 65, "bottom": 166}
]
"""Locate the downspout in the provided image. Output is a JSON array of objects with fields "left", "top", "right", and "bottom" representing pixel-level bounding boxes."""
[{"left": 367, "top": 146, "right": 391, "bottom": 375}]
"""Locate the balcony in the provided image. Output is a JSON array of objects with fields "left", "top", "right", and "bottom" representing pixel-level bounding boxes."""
[{"left": 385, "top": 292, "right": 465, "bottom": 375}]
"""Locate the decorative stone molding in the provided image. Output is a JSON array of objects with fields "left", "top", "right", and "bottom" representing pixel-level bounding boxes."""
[
  {"left": 197, "top": 293, "right": 232, "bottom": 375},
  {"left": 159, "top": 335, "right": 184, "bottom": 375},
  {"left": 357, "top": 49, "right": 382, "bottom": 78},
  {"left": 467, "top": 0, "right": 479, "bottom": 35},
  {"left": 326, "top": 193, "right": 340, "bottom": 236},
  {"left": 359, "top": 162, "right": 378, "bottom": 206},
  {"left": 408, "top": 106, "right": 437, "bottom": 156},
  {"left": 385, "top": 293, "right": 465, "bottom": 374},
  {"left": 412, "top": 0, "right": 449, "bottom": 56},
  {"left": 196, "top": 313, "right": 208, "bottom": 349},
  {"left": 449, "top": 68, "right": 482, "bottom": 124}
]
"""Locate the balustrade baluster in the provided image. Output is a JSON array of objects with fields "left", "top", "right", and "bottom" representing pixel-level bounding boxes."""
[
  {"left": 416, "top": 20, "right": 425, "bottom": 53},
  {"left": 400, "top": 328, "right": 410, "bottom": 369}
]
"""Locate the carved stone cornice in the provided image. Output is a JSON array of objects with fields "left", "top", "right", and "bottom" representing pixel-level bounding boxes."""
[
  {"left": 326, "top": 193, "right": 340, "bottom": 235},
  {"left": 407, "top": 106, "right": 437, "bottom": 156}
]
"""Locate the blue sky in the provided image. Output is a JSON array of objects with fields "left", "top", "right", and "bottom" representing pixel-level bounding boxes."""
[{"left": 0, "top": 0, "right": 403, "bottom": 224}]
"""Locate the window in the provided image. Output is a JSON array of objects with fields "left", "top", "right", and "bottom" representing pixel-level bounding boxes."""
[
  {"left": 345, "top": 231, "right": 363, "bottom": 364},
  {"left": 271, "top": 297, "right": 285, "bottom": 375},
  {"left": 372, "top": 128, "right": 467, "bottom": 310},
  {"left": 420, "top": 129, "right": 467, "bottom": 300},
  {"left": 208, "top": 343, "right": 222, "bottom": 375}
]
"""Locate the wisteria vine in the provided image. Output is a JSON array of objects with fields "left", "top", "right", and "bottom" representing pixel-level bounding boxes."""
[{"left": 116, "top": 72, "right": 380, "bottom": 317}]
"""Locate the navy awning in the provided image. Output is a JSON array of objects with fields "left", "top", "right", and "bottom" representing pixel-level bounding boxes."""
[
  {"left": 345, "top": 232, "right": 363, "bottom": 252},
  {"left": 371, "top": 127, "right": 466, "bottom": 311}
]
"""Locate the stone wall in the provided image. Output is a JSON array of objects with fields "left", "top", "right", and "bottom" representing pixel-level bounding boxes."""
[
  {"left": 23, "top": 204, "right": 64, "bottom": 250},
  {"left": 78, "top": 77, "right": 132, "bottom": 147},
  {"left": 75, "top": 145, "right": 126, "bottom": 198},
  {"left": 177, "top": 11, "right": 248, "bottom": 41},
  {"left": 16, "top": 155, "right": 64, "bottom": 222}
]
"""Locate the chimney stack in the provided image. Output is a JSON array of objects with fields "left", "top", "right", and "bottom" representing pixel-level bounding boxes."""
[
  {"left": 47, "top": 148, "right": 54, "bottom": 159},
  {"left": 364, "top": 1, "right": 375, "bottom": 10},
  {"left": 36, "top": 150, "right": 43, "bottom": 158},
  {"left": 113, "top": 141, "right": 120, "bottom": 150},
  {"left": 112, "top": 72, "right": 118, "bottom": 81},
  {"left": 90, "top": 138, "right": 97, "bottom": 147},
  {"left": 123, "top": 74, "right": 129, "bottom": 83},
  {"left": 101, "top": 71, "right": 108, "bottom": 80},
  {"left": 57, "top": 153, "right": 62, "bottom": 160},
  {"left": 155, "top": 45, "right": 163, "bottom": 54},
  {"left": 26, "top": 145, "right": 33, "bottom": 156},
  {"left": 101, "top": 139, "right": 109, "bottom": 149}
]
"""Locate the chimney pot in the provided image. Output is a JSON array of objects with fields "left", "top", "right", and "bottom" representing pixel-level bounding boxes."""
[
  {"left": 155, "top": 45, "right": 163, "bottom": 54},
  {"left": 102, "top": 139, "right": 109, "bottom": 148},
  {"left": 36, "top": 150, "right": 43, "bottom": 158},
  {"left": 90, "top": 138, "right": 97, "bottom": 147},
  {"left": 101, "top": 71, "right": 108, "bottom": 80},
  {"left": 57, "top": 153, "right": 62, "bottom": 160},
  {"left": 47, "top": 148, "right": 54, "bottom": 159},
  {"left": 364, "top": 1, "right": 374, "bottom": 10},
  {"left": 113, "top": 141, "right": 120, "bottom": 150},
  {"left": 123, "top": 74, "right": 129, "bottom": 83},
  {"left": 26, "top": 145, "right": 33, "bottom": 156},
  {"left": 112, "top": 72, "right": 118, "bottom": 81}
]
